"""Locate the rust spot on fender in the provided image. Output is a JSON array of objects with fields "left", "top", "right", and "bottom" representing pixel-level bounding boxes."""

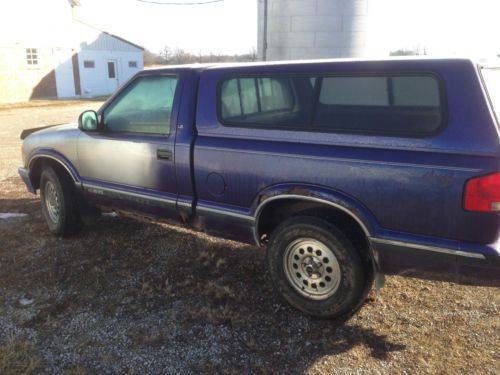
[
  {"left": 288, "top": 186, "right": 311, "bottom": 196},
  {"left": 258, "top": 186, "right": 312, "bottom": 205},
  {"left": 258, "top": 191, "right": 274, "bottom": 204}
]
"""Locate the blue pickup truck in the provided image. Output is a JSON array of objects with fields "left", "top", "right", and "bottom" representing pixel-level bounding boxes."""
[{"left": 19, "top": 58, "right": 500, "bottom": 319}]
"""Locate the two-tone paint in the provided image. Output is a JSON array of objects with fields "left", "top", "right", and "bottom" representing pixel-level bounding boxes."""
[{"left": 19, "top": 58, "right": 500, "bottom": 286}]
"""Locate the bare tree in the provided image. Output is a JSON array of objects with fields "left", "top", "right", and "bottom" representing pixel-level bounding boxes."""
[
  {"left": 390, "top": 44, "right": 428, "bottom": 57},
  {"left": 150, "top": 46, "right": 265, "bottom": 65},
  {"left": 248, "top": 47, "right": 257, "bottom": 62},
  {"left": 144, "top": 49, "right": 160, "bottom": 66},
  {"left": 159, "top": 46, "right": 173, "bottom": 64}
]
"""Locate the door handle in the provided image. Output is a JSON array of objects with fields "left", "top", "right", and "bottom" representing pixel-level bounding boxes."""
[{"left": 157, "top": 149, "right": 173, "bottom": 161}]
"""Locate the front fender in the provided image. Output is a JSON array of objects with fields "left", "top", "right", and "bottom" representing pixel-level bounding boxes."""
[{"left": 28, "top": 148, "right": 81, "bottom": 187}]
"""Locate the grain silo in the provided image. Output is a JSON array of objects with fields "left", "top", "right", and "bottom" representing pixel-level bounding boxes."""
[{"left": 257, "top": 0, "right": 369, "bottom": 61}]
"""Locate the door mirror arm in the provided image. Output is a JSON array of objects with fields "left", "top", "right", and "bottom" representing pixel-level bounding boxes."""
[{"left": 98, "top": 114, "right": 104, "bottom": 130}]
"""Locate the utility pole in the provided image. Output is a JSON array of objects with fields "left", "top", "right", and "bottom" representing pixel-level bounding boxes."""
[{"left": 262, "top": 0, "right": 268, "bottom": 61}]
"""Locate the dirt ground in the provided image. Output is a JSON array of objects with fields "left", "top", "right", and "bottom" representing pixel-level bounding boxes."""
[{"left": 0, "top": 102, "right": 499, "bottom": 374}]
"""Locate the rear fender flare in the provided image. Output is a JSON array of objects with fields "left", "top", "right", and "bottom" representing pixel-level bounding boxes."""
[
  {"left": 252, "top": 183, "right": 378, "bottom": 240},
  {"left": 252, "top": 184, "right": 385, "bottom": 288}
]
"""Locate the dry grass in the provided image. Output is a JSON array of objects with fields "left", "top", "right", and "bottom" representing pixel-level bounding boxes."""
[
  {"left": 0, "top": 338, "right": 39, "bottom": 375},
  {"left": 0, "top": 103, "right": 499, "bottom": 373},
  {"left": 63, "top": 368, "right": 89, "bottom": 375}
]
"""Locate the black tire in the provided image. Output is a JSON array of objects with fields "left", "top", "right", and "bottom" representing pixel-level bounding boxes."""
[
  {"left": 266, "top": 216, "right": 367, "bottom": 320},
  {"left": 40, "top": 166, "right": 82, "bottom": 236}
]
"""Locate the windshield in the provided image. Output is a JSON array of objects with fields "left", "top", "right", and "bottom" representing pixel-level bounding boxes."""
[{"left": 481, "top": 67, "right": 500, "bottom": 124}]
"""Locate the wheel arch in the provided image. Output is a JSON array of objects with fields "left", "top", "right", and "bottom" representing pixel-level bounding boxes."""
[
  {"left": 253, "top": 184, "right": 378, "bottom": 243},
  {"left": 253, "top": 185, "right": 382, "bottom": 286},
  {"left": 28, "top": 152, "right": 80, "bottom": 191}
]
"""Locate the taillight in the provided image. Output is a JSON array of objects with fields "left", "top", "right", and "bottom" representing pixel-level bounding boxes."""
[{"left": 464, "top": 172, "right": 500, "bottom": 212}]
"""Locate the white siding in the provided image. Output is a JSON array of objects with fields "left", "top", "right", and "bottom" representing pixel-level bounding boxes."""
[
  {"left": 0, "top": 0, "right": 144, "bottom": 100},
  {"left": 53, "top": 47, "right": 76, "bottom": 98},
  {"left": 74, "top": 19, "right": 144, "bottom": 97},
  {"left": 73, "top": 20, "right": 142, "bottom": 52},
  {"left": 80, "top": 33, "right": 141, "bottom": 52},
  {"left": 78, "top": 50, "right": 143, "bottom": 97}
]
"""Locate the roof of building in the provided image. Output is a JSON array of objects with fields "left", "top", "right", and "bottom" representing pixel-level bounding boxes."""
[{"left": 73, "top": 18, "right": 144, "bottom": 51}]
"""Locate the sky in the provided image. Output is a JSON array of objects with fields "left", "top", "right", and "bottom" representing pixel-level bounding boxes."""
[
  {"left": 1, "top": 0, "right": 499, "bottom": 58},
  {"left": 75, "top": 0, "right": 258, "bottom": 55},
  {"left": 366, "top": 0, "right": 500, "bottom": 58},
  {"left": 75, "top": 0, "right": 500, "bottom": 58}
]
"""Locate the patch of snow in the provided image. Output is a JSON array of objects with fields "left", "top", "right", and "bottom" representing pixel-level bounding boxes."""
[
  {"left": 0, "top": 212, "right": 28, "bottom": 219},
  {"left": 102, "top": 212, "right": 118, "bottom": 217},
  {"left": 19, "top": 297, "right": 34, "bottom": 306}
]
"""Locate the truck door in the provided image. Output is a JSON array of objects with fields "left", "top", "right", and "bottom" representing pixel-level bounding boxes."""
[{"left": 77, "top": 73, "right": 182, "bottom": 219}]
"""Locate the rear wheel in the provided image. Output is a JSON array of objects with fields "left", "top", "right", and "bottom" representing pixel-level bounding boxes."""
[
  {"left": 267, "top": 216, "right": 367, "bottom": 319},
  {"left": 40, "top": 166, "right": 82, "bottom": 236}
]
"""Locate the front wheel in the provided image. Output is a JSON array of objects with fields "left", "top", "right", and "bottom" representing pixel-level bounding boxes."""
[
  {"left": 40, "top": 166, "right": 82, "bottom": 236},
  {"left": 266, "top": 216, "right": 367, "bottom": 319}
]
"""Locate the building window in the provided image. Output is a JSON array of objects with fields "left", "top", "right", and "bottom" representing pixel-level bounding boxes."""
[
  {"left": 26, "top": 48, "right": 38, "bottom": 65},
  {"left": 83, "top": 60, "right": 95, "bottom": 68},
  {"left": 128, "top": 61, "right": 138, "bottom": 68}
]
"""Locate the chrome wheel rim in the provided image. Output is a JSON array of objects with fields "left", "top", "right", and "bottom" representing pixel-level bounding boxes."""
[
  {"left": 44, "top": 181, "right": 60, "bottom": 223},
  {"left": 283, "top": 238, "right": 341, "bottom": 300}
]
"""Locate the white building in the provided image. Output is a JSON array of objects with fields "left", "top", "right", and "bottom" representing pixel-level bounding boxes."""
[
  {"left": 72, "top": 20, "right": 144, "bottom": 98},
  {"left": 257, "top": 0, "right": 370, "bottom": 61},
  {"left": 0, "top": 0, "right": 144, "bottom": 103}
]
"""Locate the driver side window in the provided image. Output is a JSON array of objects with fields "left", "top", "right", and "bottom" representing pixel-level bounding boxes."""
[{"left": 103, "top": 75, "right": 178, "bottom": 135}]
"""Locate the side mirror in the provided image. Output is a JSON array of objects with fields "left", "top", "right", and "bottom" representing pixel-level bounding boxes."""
[{"left": 78, "top": 110, "right": 99, "bottom": 131}]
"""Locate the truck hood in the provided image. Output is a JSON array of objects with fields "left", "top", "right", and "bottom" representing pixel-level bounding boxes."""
[{"left": 20, "top": 122, "right": 78, "bottom": 140}]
